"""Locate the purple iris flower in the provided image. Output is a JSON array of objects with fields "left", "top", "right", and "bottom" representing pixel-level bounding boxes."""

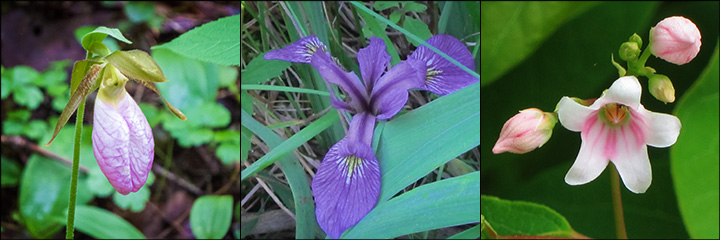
[{"left": 265, "top": 34, "right": 476, "bottom": 238}]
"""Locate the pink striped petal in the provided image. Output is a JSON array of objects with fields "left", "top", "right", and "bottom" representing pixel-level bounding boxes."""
[{"left": 92, "top": 91, "right": 154, "bottom": 195}]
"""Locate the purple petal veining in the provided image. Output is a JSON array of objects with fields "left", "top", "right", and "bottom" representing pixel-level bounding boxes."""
[{"left": 92, "top": 91, "right": 154, "bottom": 195}]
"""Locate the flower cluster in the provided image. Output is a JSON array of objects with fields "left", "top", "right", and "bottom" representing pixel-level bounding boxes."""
[
  {"left": 493, "top": 15, "right": 697, "bottom": 194},
  {"left": 266, "top": 35, "right": 476, "bottom": 238}
]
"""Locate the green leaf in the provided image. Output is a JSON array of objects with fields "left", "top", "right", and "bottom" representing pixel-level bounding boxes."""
[
  {"left": 448, "top": 224, "right": 481, "bottom": 239},
  {"left": 190, "top": 195, "right": 233, "bottom": 239},
  {"left": 481, "top": 195, "right": 578, "bottom": 237},
  {"left": 113, "top": 186, "right": 151, "bottom": 212},
  {"left": 240, "top": 52, "right": 292, "bottom": 85},
  {"left": 217, "top": 142, "right": 241, "bottom": 164},
  {"left": 1, "top": 156, "right": 21, "bottom": 187},
  {"left": 153, "top": 15, "right": 240, "bottom": 66},
  {"left": 124, "top": 1, "right": 156, "bottom": 23},
  {"left": 481, "top": 2, "right": 597, "bottom": 86},
  {"left": 73, "top": 205, "right": 146, "bottom": 239},
  {"left": 13, "top": 86, "right": 43, "bottom": 109},
  {"left": 81, "top": 26, "right": 132, "bottom": 52},
  {"left": 344, "top": 172, "right": 480, "bottom": 239},
  {"left": 402, "top": 2, "right": 427, "bottom": 13},
  {"left": 11, "top": 65, "right": 40, "bottom": 86},
  {"left": 377, "top": 82, "right": 479, "bottom": 203},
  {"left": 373, "top": 1, "right": 399, "bottom": 11},
  {"left": 19, "top": 156, "right": 71, "bottom": 238},
  {"left": 356, "top": 8, "right": 401, "bottom": 65},
  {"left": 23, "top": 120, "right": 48, "bottom": 140},
  {"left": 671, "top": 39, "right": 720, "bottom": 239},
  {"left": 152, "top": 48, "right": 221, "bottom": 110},
  {"left": 241, "top": 126, "right": 252, "bottom": 162},
  {"left": 402, "top": 17, "right": 432, "bottom": 47}
]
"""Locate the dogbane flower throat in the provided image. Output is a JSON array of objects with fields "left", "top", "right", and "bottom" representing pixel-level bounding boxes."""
[{"left": 265, "top": 34, "right": 476, "bottom": 238}]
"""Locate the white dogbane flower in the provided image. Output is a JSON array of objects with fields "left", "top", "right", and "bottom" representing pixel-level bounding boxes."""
[{"left": 557, "top": 76, "right": 680, "bottom": 193}]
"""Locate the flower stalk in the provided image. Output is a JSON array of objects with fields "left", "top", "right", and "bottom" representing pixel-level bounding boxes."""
[{"left": 610, "top": 163, "right": 628, "bottom": 239}]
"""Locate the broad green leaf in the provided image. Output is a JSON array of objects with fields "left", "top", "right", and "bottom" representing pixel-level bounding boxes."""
[
  {"left": 373, "top": 1, "right": 398, "bottom": 11},
  {"left": 217, "top": 142, "right": 241, "bottom": 164},
  {"left": 19, "top": 156, "right": 71, "bottom": 238},
  {"left": 671, "top": 40, "right": 720, "bottom": 239},
  {"left": 403, "top": 2, "right": 427, "bottom": 13},
  {"left": 13, "top": 86, "right": 43, "bottom": 109},
  {"left": 73, "top": 205, "right": 146, "bottom": 239},
  {"left": 81, "top": 27, "right": 132, "bottom": 53},
  {"left": 153, "top": 15, "right": 240, "bottom": 66},
  {"left": 190, "top": 195, "right": 233, "bottom": 239},
  {"left": 241, "top": 109, "right": 339, "bottom": 181},
  {"left": 1, "top": 156, "right": 21, "bottom": 187},
  {"left": 481, "top": 195, "right": 580, "bottom": 238},
  {"left": 402, "top": 17, "right": 432, "bottom": 47},
  {"left": 124, "top": 1, "right": 156, "bottom": 23},
  {"left": 481, "top": 2, "right": 597, "bottom": 86},
  {"left": 239, "top": 52, "right": 290, "bottom": 85},
  {"left": 377, "top": 81, "right": 479, "bottom": 203},
  {"left": 240, "top": 108, "right": 321, "bottom": 239},
  {"left": 343, "top": 172, "right": 480, "bottom": 239},
  {"left": 152, "top": 48, "right": 221, "bottom": 110},
  {"left": 106, "top": 50, "right": 168, "bottom": 83},
  {"left": 113, "top": 185, "right": 151, "bottom": 212}
]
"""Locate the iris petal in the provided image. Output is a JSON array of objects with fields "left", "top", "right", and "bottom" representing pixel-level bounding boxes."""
[
  {"left": 264, "top": 35, "right": 325, "bottom": 63},
  {"left": 311, "top": 50, "right": 370, "bottom": 113},
  {"left": 370, "top": 59, "right": 426, "bottom": 120},
  {"left": 312, "top": 138, "right": 380, "bottom": 239},
  {"left": 409, "top": 34, "right": 477, "bottom": 95},
  {"left": 92, "top": 90, "right": 154, "bottom": 195},
  {"left": 357, "top": 37, "right": 390, "bottom": 90}
]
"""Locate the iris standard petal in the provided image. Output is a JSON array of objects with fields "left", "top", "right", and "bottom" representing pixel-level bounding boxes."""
[
  {"left": 369, "top": 58, "right": 426, "bottom": 120},
  {"left": 312, "top": 138, "right": 381, "bottom": 239},
  {"left": 264, "top": 35, "right": 326, "bottom": 63},
  {"left": 557, "top": 97, "right": 597, "bottom": 132},
  {"left": 565, "top": 113, "right": 611, "bottom": 185},
  {"left": 408, "top": 34, "right": 477, "bottom": 95},
  {"left": 590, "top": 76, "right": 642, "bottom": 110},
  {"left": 643, "top": 107, "right": 682, "bottom": 148},
  {"left": 357, "top": 37, "right": 390, "bottom": 90},
  {"left": 311, "top": 50, "right": 370, "bottom": 113},
  {"left": 92, "top": 91, "right": 154, "bottom": 195}
]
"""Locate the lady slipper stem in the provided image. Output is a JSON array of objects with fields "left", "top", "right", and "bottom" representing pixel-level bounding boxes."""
[{"left": 66, "top": 91, "right": 86, "bottom": 239}]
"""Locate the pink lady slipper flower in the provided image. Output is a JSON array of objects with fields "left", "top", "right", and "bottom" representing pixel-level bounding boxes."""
[
  {"left": 650, "top": 16, "right": 701, "bottom": 65},
  {"left": 265, "top": 34, "right": 476, "bottom": 238},
  {"left": 493, "top": 108, "right": 557, "bottom": 154},
  {"left": 557, "top": 76, "right": 680, "bottom": 193},
  {"left": 47, "top": 50, "right": 186, "bottom": 195}
]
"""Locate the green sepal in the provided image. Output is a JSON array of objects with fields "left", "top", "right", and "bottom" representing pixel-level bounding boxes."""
[
  {"left": 81, "top": 27, "right": 132, "bottom": 53},
  {"left": 611, "top": 54, "right": 626, "bottom": 77},
  {"left": 47, "top": 62, "right": 106, "bottom": 146},
  {"left": 134, "top": 79, "right": 187, "bottom": 120},
  {"left": 105, "top": 50, "right": 168, "bottom": 83}
]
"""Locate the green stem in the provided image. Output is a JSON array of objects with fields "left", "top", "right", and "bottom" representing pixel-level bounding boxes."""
[
  {"left": 65, "top": 99, "right": 85, "bottom": 239},
  {"left": 610, "top": 163, "right": 628, "bottom": 239}
]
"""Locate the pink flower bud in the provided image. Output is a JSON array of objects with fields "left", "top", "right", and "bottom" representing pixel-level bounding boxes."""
[
  {"left": 651, "top": 16, "right": 701, "bottom": 65},
  {"left": 493, "top": 108, "right": 557, "bottom": 154},
  {"left": 93, "top": 90, "right": 154, "bottom": 195}
]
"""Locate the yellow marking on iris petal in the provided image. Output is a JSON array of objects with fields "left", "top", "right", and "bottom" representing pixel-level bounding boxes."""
[
  {"left": 426, "top": 67, "right": 442, "bottom": 82},
  {"left": 344, "top": 155, "right": 362, "bottom": 184}
]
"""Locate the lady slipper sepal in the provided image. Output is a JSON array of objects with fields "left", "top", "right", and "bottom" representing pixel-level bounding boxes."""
[
  {"left": 93, "top": 67, "right": 154, "bottom": 195},
  {"left": 493, "top": 108, "right": 557, "bottom": 154},
  {"left": 557, "top": 76, "right": 681, "bottom": 193},
  {"left": 650, "top": 16, "right": 701, "bottom": 65}
]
